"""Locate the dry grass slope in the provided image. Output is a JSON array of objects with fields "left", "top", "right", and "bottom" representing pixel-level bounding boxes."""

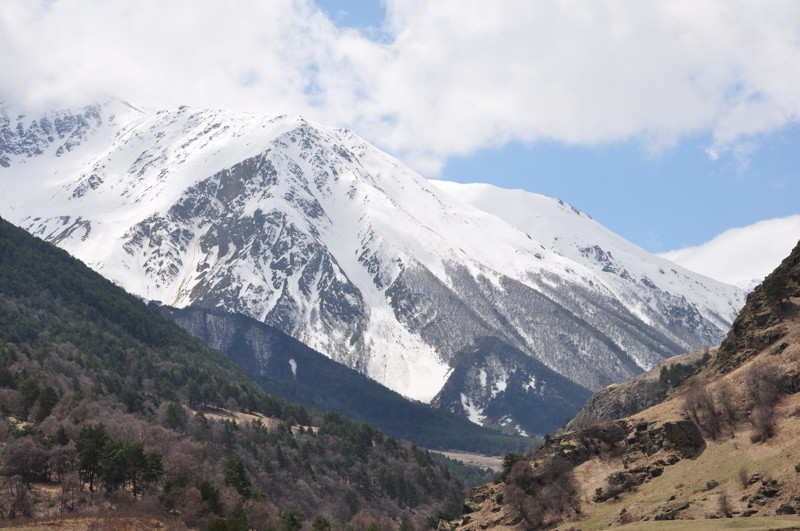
[{"left": 456, "top": 240, "right": 800, "bottom": 530}]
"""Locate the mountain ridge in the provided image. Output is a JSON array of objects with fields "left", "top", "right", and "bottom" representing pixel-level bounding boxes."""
[
  {"left": 0, "top": 100, "right": 745, "bottom": 432},
  {"left": 158, "top": 304, "right": 529, "bottom": 452}
]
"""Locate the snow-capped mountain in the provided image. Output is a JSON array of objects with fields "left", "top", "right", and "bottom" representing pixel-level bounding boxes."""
[
  {"left": 0, "top": 101, "right": 745, "bottom": 433},
  {"left": 431, "top": 180, "right": 742, "bottom": 334}
]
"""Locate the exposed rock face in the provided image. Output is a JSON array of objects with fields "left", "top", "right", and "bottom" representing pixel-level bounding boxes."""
[
  {"left": 655, "top": 501, "right": 691, "bottom": 520},
  {"left": 566, "top": 348, "right": 711, "bottom": 430},
  {"left": 567, "top": 377, "right": 664, "bottom": 430},
  {"left": 456, "top": 484, "right": 515, "bottom": 530},
  {"left": 663, "top": 420, "right": 705, "bottom": 458},
  {"left": 0, "top": 104, "right": 105, "bottom": 165},
  {"left": 712, "top": 239, "right": 800, "bottom": 372},
  {"left": 776, "top": 503, "right": 796, "bottom": 515}
]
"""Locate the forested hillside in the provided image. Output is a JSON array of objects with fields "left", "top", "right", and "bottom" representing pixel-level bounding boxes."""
[
  {"left": 0, "top": 217, "right": 468, "bottom": 529},
  {"left": 160, "top": 305, "right": 529, "bottom": 454}
]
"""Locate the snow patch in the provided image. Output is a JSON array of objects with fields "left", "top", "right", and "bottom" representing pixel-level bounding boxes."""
[
  {"left": 492, "top": 375, "right": 507, "bottom": 397},
  {"left": 460, "top": 393, "right": 486, "bottom": 425}
]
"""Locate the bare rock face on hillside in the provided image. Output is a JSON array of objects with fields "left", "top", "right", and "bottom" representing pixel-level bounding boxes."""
[
  {"left": 662, "top": 420, "right": 705, "bottom": 458},
  {"left": 566, "top": 348, "right": 712, "bottom": 430},
  {"left": 712, "top": 240, "right": 800, "bottom": 373}
]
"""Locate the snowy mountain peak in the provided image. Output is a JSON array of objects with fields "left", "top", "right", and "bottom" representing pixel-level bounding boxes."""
[{"left": 0, "top": 101, "right": 745, "bottom": 433}]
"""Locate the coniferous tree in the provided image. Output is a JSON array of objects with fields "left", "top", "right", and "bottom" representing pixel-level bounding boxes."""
[
  {"left": 75, "top": 423, "right": 110, "bottom": 492},
  {"left": 222, "top": 453, "right": 251, "bottom": 499}
]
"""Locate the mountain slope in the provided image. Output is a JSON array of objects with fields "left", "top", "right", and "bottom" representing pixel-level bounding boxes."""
[
  {"left": 158, "top": 304, "right": 529, "bottom": 453},
  {"left": 455, "top": 239, "right": 800, "bottom": 530},
  {"left": 0, "top": 101, "right": 744, "bottom": 431},
  {"left": 430, "top": 179, "right": 741, "bottom": 343},
  {"left": 0, "top": 216, "right": 468, "bottom": 528},
  {"left": 433, "top": 336, "right": 593, "bottom": 435},
  {"left": 565, "top": 347, "right": 712, "bottom": 430}
]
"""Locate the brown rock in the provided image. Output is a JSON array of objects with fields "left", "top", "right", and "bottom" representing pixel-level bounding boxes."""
[
  {"left": 776, "top": 504, "right": 797, "bottom": 515},
  {"left": 663, "top": 420, "right": 705, "bottom": 458}
]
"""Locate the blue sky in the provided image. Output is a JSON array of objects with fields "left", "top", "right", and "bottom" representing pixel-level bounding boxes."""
[
  {"left": 315, "top": 0, "right": 800, "bottom": 254},
  {"left": 317, "top": 0, "right": 387, "bottom": 35},
  {"left": 3, "top": 0, "right": 800, "bottom": 259},
  {"left": 441, "top": 128, "right": 800, "bottom": 253}
]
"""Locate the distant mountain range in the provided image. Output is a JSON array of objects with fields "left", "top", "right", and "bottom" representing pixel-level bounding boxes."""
[{"left": 0, "top": 100, "right": 745, "bottom": 433}]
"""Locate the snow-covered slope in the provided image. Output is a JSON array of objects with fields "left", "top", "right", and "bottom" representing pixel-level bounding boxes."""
[
  {"left": 430, "top": 180, "right": 742, "bottom": 335},
  {"left": 0, "top": 101, "right": 746, "bottom": 433}
]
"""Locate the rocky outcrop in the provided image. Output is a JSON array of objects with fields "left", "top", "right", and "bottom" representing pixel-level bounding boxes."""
[
  {"left": 662, "top": 420, "right": 705, "bottom": 458},
  {"left": 455, "top": 484, "right": 517, "bottom": 530},
  {"left": 712, "top": 239, "right": 800, "bottom": 372},
  {"left": 655, "top": 501, "right": 691, "bottom": 520},
  {"left": 567, "top": 377, "right": 664, "bottom": 430},
  {"left": 566, "top": 348, "right": 711, "bottom": 430}
]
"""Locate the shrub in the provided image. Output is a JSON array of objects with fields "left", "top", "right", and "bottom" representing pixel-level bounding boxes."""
[
  {"left": 499, "top": 452, "right": 526, "bottom": 482},
  {"left": 750, "top": 405, "right": 776, "bottom": 443},
  {"left": 222, "top": 453, "right": 251, "bottom": 499},
  {"left": 279, "top": 510, "right": 306, "bottom": 531},
  {"left": 745, "top": 364, "right": 781, "bottom": 442},
  {"left": 682, "top": 384, "right": 721, "bottom": 439},
  {"left": 745, "top": 365, "right": 780, "bottom": 409},
  {"left": 660, "top": 362, "right": 697, "bottom": 389},
  {"left": 312, "top": 515, "right": 332, "bottom": 531},
  {"left": 714, "top": 380, "right": 739, "bottom": 436},
  {"left": 764, "top": 273, "right": 788, "bottom": 306},
  {"left": 738, "top": 468, "right": 749, "bottom": 489},
  {"left": 575, "top": 421, "right": 628, "bottom": 456},
  {"left": 718, "top": 492, "right": 733, "bottom": 518},
  {"left": 504, "top": 456, "right": 578, "bottom": 528}
]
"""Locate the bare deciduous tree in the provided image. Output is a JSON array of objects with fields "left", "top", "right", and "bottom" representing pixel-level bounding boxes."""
[
  {"left": 682, "top": 384, "right": 721, "bottom": 439},
  {"left": 714, "top": 380, "right": 739, "bottom": 436},
  {"left": 745, "top": 364, "right": 781, "bottom": 442}
]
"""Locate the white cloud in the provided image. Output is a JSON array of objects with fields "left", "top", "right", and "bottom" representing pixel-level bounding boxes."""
[
  {"left": 659, "top": 216, "right": 800, "bottom": 289},
  {"left": 3, "top": 0, "right": 800, "bottom": 174}
]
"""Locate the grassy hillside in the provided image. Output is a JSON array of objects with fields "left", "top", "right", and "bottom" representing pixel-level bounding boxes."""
[
  {"left": 454, "top": 240, "right": 800, "bottom": 530},
  {"left": 0, "top": 217, "right": 469, "bottom": 529}
]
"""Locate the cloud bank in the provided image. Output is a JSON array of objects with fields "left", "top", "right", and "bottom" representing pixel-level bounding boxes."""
[
  {"left": 3, "top": 0, "right": 800, "bottom": 173},
  {"left": 660, "top": 216, "right": 800, "bottom": 289}
]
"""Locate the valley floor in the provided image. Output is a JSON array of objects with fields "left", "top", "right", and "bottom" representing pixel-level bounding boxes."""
[
  {"left": 0, "top": 513, "right": 188, "bottom": 530},
  {"left": 438, "top": 452, "right": 503, "bottom": 472}
]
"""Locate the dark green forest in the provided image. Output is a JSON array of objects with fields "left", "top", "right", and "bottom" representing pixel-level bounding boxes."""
[
  {"left": 0, "top": 217, "right": 479, "bottom": 529},
  {"left": 161, "top": 305, "right": 530, "bottom": 455}
]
